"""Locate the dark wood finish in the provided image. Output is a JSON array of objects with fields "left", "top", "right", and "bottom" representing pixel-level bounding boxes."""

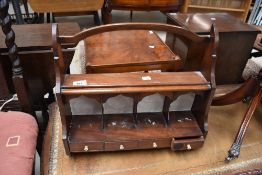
[
  {"left": 28, "top": 0, "right": 104, "bottom": 25},
  {"left": 166, "top": 13, "right": 260, "bottom": 85},
  {"left": 212, "top": 76, "right": 259, "bottom": 106},
  {"left": 0, "top": 23, "right": 80, "bottom": 110},
  {"left": 0, "top": 22, "right": 80, "bottom": 153},
  {"left": 41, "top": 96, "right": 262, "bottom": 174},
  {"left": 102, "top": 0, "right": 184, "bottom": 24},
  {"left": 52, "top": 21, "right": 218, "bottom": 155},
  {"left": 85, "top": 30, "right": 180, "bottom": 73},
  {"left": 29, "top": 0, "right": 104, "bottom": 13},
  {"left": 212, "top": 70, "right": 262, "bottom": 162},
  {"left": 68, "top": 112, "right": 203, "bottom": 153},
  {"left": 0, "top": 23, "right": 80, "bottom": 52},
  {"left": 182, "top": 0, "right": 252, "bottom": 21},
  {"left": 0, "top": 0, "right": 33, "bottom": 114}
]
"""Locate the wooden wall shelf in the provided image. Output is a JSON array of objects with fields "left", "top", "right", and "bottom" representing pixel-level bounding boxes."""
[
  {"left": 182, "top": 0, "right": 252, "bottom": 21},
  {"left": 52, "top": 22, "right": 218, "bottom": 155},
  {"left": 189, "top": 5, "right": 245, "bottom": 12}
]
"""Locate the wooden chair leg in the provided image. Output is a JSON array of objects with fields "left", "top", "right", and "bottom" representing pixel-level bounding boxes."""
[
  {"left": 46, "top": 13, "right": 51, "bottom": 23},
  {"left": 93, "top": 11, "right": 100, "bottom": 25},
  {"left": 102, "top": 6, "right": 112, "bottom": 24},
  {"left": 225, "top": 86, "right": 262, "bottom": 162}
]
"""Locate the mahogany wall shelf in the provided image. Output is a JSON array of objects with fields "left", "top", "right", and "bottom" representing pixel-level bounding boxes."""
[{"left": 52, "top": 22, "right": 218, "bottom": 155}]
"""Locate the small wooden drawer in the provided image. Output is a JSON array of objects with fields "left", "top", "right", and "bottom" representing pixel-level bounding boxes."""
[
  {"left": 139, "top": 139, "right": 170, "bottom": 149},
  {"left": 105, "top": 141, "right": 138, "bottom": 151},
  {"left": 171, "top": 137, "right": 204, "bottom": 151},
  {"left": 70, "top": 142, "right": 104, "bottom": 152}
]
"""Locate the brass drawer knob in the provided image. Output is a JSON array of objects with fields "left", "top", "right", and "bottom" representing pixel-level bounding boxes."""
[
  {"left": 153, "top": 142, "right": 158, "bottom": 148},
  {"left": 120, "top": 144, "right": 124, "bottom": 150},
  {"left": 186, "top": 144, "right": 192, "bottom": 150},
  {"left": 84, "top": 145, "right": 89, "bottom": 151}
]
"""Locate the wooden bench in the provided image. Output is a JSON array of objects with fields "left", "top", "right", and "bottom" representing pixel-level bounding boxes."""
[{"left": 52, "top": 22, "right": 218, "bottom": 155}]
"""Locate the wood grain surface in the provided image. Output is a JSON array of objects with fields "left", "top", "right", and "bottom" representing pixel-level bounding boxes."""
[
  {"left": 29, "top": 0, "right": 104, "bottom": 13},
  {"left": 42, "top": 101, "right": 262, "bottom": 175}
]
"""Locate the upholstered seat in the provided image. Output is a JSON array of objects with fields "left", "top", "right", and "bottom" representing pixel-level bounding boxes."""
[{"left": 0, "top": 112, "right": 38, "bottom": 175}]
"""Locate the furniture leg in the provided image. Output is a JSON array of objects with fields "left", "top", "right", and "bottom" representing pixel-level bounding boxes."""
[
  {"left": 226, "top": 86, "right": 262, "bottom": 162},
  {"left": 93, "top": 11, "right": 100, "bottom": 25},
  {"left": 11, "top": 0, "right": 24, "bottom": 24},
  {"left": 52, "top": 13, "right": 56, "bottom": 23},
  {"left": 47, "top": 12, "right": 51, "bottom": 23},
  {"left": 0, "top": 0, "right": 34, "bottom": 114},
  {"left": 22, "top": 0, "right": 29, "bottom": 18},
  {"left": 102, "top": 1, "right": 112, "bottom": 24}
]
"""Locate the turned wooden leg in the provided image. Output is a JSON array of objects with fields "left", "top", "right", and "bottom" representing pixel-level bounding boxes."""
[
  {"left": 226, "top": 86, "right": 262, "bottom": 162},
  {"left": 102, "top": 3, "right": 112, "bottom": 24},
  {"left": 93, "top": 11, "right": 100, "bottom": 26}
]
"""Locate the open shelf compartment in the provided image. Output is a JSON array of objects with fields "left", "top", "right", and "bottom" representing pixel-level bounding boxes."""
[{"left": 68, "top": 111, "right": 204, "bottom": 152}]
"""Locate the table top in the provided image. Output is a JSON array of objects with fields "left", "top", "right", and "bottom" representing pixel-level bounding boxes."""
[
  {"left": 0, "top": 22, "right": 80, "bottom": 52},
  {"left": 167, "top": 13, "right": 259, "bottom": 34},
  {"left": 85, "top": 30, "right": 178, "bottom": 68},
  {"left": 28, "top": 0, "right": 104, "bottom": 13},
  {"left": 42, "top": 93, "right": 262, "bottom": 175}
]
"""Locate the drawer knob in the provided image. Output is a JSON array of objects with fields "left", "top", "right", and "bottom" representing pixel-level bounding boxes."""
[
  {"left": 120, "top": 144, "right": 124, "bottom": 150},
  {"left": 84, "top": 145, "right": 89, "bottom": 151},
  {"left": 153, "top": 142, "right": 158, "bottom": 148},
  {"left": 186, "top": 144, "right": 192, "bottom": 150}
]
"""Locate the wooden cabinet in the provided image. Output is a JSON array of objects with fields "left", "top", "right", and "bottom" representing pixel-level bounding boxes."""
[
  {"left": 166, "top": 13, "right": 260, "bottom": 84},
  {"left": 0, "top": 23, "right": 80, "bottom": 111},
  {"left": 182, "top": 0, "right": 252, "bottom": 21}
]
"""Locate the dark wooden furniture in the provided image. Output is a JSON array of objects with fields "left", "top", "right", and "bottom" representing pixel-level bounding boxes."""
[
  {"left": 212, "top": 70, "right": 262, "bottom": 162},
  {"left": 0, "top": 22, "right": 80, "bottom": 151},
  {"left": 41, "top": 97, "right": 262, "bottom": 175},
  {"left": 0, "top": 4, "right": 38, "bottom": 175},
  {"left": 85, "top": 30, "right": 180, "bottom": 73},
  {"left": 166, "top": 13, "right": 260, "bottom": 85},
  {"left": 182, "top": 0, "right": 252, "bottom": 21},
  {"left": 102, "top": 0, "right": 184, "bottom": 24},
  {"left": 28, "top": 0, "right": 104, "bottom": 24},
  {"left": 0, "top": 0, "right": 33, "bottom": 115},
  {"left": 52, "top": 21, "right": 218, "bottom": 155},
  {"left": 0, "top": 23, "right": 80, "bottom": 112}
]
